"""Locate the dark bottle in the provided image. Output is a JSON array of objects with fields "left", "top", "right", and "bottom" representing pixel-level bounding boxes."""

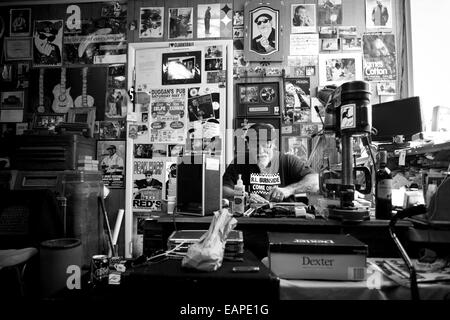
[{"left": 375, "top": 150, "right": 392, "bottom": 219}]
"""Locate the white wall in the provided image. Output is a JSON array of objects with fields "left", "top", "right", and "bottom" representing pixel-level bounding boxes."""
[{"left": 410, "top": 0, "right": 450, "bottom": 131}]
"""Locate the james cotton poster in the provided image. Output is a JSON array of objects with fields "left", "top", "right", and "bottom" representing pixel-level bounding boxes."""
[{"left": 363, "top": 33, "right": 397, "bottom": 81}]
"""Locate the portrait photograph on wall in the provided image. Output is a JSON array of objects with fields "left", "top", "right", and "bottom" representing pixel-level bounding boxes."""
[
  {"left": 168, "top": 7, "right": 193, "bottom": 39},
  {"left": 291, "top": 4, "right": 316, "bottom": 34},
  {"left": 319, "top": 53, "right": 362, "bottom": 86},
  {"left": 366, "top": 0, "right": 392, "bottom": 30},
  {"left": 139, "top": 7, "right": 164, "bottom": 38},
  {"left": 249, "top": 6, "right": 279, "bottom": 56},
  {"left": 97, "top": 140, "right": 125, "bottom": 188},
  {"left": 197, "top": 4, "right": 220, "bottom": 38},
  {"left": 161, "top": 51, "right": 202, "bottom": 85}
]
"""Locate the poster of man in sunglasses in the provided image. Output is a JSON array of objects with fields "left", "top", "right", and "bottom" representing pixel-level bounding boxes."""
[
  {"left": 33, "top": 20, "right": 63, "bottom": 67},
  {"left": 250, "top": 8, "right": 278, "bottom": 55}
]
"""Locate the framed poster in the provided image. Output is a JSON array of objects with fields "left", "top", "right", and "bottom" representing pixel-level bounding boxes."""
[
  {"left": 244, "top": 2, "right": 284, "bottom": 62},
  {"left": 236, "top": 82, "right": 280, "bottom": 117},
  {"left": 4, "top": 37, "right": 33, "bottom": 61},
  {"left": 10, "top": 8, "right": 31, "bottom": 36},
  {"left": 318, "top": 0, "right": 343, "bottom": 26},
  {"left": 97, "top": 140, "right": 125, "bottom": 188},
  {"left": 33, "top": 20, "right": 63, "bottom": 67},
  {"left": 318, "top": 53, "right": 362, "bottom": 86}
]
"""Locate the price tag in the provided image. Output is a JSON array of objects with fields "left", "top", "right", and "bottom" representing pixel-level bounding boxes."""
[{"left": 399, "top": 150, "right": 406, "bottom": 166}]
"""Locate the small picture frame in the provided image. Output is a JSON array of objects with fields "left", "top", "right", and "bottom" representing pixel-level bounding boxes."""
[
  {"left": 10, "top": 8, "right": 31, "bottom": 36},
  {"left": 33, "top": 113, "right": 66, "bottom": 130},
  {"left": 4, "top": 37, "right": 32, "bottom": 61},
  {"left": 67, "top": 107, "right": 96, "bottom": 136}
]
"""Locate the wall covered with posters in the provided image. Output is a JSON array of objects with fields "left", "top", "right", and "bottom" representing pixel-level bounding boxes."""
[{"left": 0, "top": 0, "right": 409, "bottom": 258}]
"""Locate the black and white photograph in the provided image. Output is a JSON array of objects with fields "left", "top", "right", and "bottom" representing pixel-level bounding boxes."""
[
  {"left": 283, "top": 78, "right": 311, "bottom": 124},
  {"left": 97, "top": 140, "right": 125, "bottom": 188},
  {"left": 10, "top": 8, "right": 31, "bottom": 36},
  {"left": 33, "top": 20, "right": 63, "bottom": 67},
  {"left": 342, "top": 37, "right": 362, "bottom": 51},
  {"left": 291, "top": 4, "right": 316, "bottom": 34},
  {"left": 318, "top": 0, "right": 343, "bottom": 26},
  {"left": 162, "top": 51, "right": 201, "bottom": 85},
  {"left": 366, "top": 0, "right": 392, "bottom": 29},
  {"left": 96, "top": 120, "right": 126, "bottom": 139},
  {"left": 168, "top": 144, "right": 184, "bottom": 157},
  {"left": 205, "top": 45, "right": 223, "bottom": 59},
  {"left": 168, "top": 7, "right": 193, "bottom": 39},
  {"left": 321, "top": 38, "right": 340, "bottom": 51},
  {"left": 134, "top": 144, "right": 154, "bottom": 158},
  {"left": 205, "top": 58, "right": 223, "bottom": 71},
  {"left": 233, "top": 10, "right": 244, "bottom": 26},
  {"left": 1, "top": 91, "right": 24, "bottom": 109},
  {"left": 319, "top": 53, "right": 363, "bottom": 86},
  {"left": 377, "top": 81, "right": 396, "bottom": 96},
  {"left": 139, "top": 7, "right": 164, "bottom": 38},
  {"left": 105, "top": 88, "right": 127, "bottom": 119},
  {"left": 305, "top": 66, "right": 316, "bottom": 76},
  {"left": 197, "top": 4, "right": 220, "bottom": 38},
  {"left": 249, "top": 6, "right": 279, "bottom": 55},
  {"left": 319, "top": 26, "right": 338, "bottom": 39},
  {"left": 233, "top": 26, "right": 244, "bottom": 38},
  {"left": 187, "top": 94, "right": 215, "bottom": 122}
]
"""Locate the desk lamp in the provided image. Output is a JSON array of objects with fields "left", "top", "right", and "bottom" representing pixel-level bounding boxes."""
[{"left": 389, "top": 204, "right": 427, "bottom": 300}]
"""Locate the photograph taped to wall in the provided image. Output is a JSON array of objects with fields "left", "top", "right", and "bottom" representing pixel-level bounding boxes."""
[
  {"left": 134, "top": 144, "right": 153, "bottom": 158},
  {"left": 133, "top": 159, "right": 164, "bottom": 212},
  {"left": 291, "top": 4, "right": 316, "bottom": 34},
  {"left": 319, "top": 26, "right": 338, "bottom": 39},
  {"left": 319, "top": 53, "right": 362, "bottom": 86},
  {"left": 321, "top": 38, "right": 339, "bottom": 51},
  {"left": 366, "top": 0, "right": 392, "bottom": 30},
  {"left": 377, "top": 81, "right": 396, "bottom": 96},
  {"left": 105, "top": 88, "right": 127, "bottom": 119},
  {"left": 97, "top": 140, "right": 125, "bottom": 188},
  {"left": 342, "top": 37, "right": 362, "bottom": 51},
  {"left": 338, "top": 26, "right": 357, "bottom": 38},
  {"left": 198, "top": 4, "right": 220, "bottom": 38},
  {"left": 233, "top": 10, "right": 244, "bottom": 26},
  {"left": 162, "top": 51, "right": 201, "bottom": 85},
  {"left": 139, "top": 7, "right": 164, "bottom": 38},
  {"left": 168, "top": 7, "right": 193, "bottom": 39},
  {"left": 96, "top": 120, "right": 126, "bottom": 139},
  {"left": 318, "top": 0, "right": 342, "bottom": 26}
]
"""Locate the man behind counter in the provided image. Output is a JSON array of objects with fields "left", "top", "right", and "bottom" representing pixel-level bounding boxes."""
[{"left": 223, "top": 123, "right": 319, "bottom": 203}]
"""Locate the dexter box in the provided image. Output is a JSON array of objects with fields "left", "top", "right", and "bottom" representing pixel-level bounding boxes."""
[{"left": 268, "top": 233, "right": 368, "bottom": 281}]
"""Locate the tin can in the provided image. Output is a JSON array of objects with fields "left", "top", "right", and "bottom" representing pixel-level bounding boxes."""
[{"left": 90, "top": 255, "right": 109, "bottom": 286}]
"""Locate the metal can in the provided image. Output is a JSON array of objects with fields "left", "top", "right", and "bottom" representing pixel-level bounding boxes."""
[{"left": 90, "top": 255, "right": 109, "bottom": 286}]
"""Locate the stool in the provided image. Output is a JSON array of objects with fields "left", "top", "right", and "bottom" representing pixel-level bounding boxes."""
[{"left": 0, "top": 248, "right": 38, "bottom": 296}]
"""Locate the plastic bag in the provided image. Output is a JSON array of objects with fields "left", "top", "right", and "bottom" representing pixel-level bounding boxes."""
[{"left": 181, "top": 209, "right": 237, "bottom": 272}]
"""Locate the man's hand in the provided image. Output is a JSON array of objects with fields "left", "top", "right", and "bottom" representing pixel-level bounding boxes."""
[
  {"left": 268, "top": 187, "right": 293, "bottom": 202},
  {"left": 249, "top": 193, "right": 269, "bottom": 204}
]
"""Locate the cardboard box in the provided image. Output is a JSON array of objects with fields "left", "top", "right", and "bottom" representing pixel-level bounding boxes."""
[{"left": 268, "top": 233, "right": 368, "bottom": 281}]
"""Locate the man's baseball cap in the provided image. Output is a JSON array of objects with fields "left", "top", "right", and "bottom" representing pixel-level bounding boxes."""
[
  {"left": 106, "top": 145, "right": 116, "bottom": 150},
  {"left": 254, "top": 13, "right": 272, "bottom": 23},
  {"left": 144, "top": 170, "right": 153, "bottom": 175},
  {"left": 246, "top": 123, "right": 277, "bottom": 142}
]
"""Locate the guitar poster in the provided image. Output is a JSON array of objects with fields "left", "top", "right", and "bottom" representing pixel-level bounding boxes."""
[{"left": 33, "top": 20, "right": 63, "bottom": 67}]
